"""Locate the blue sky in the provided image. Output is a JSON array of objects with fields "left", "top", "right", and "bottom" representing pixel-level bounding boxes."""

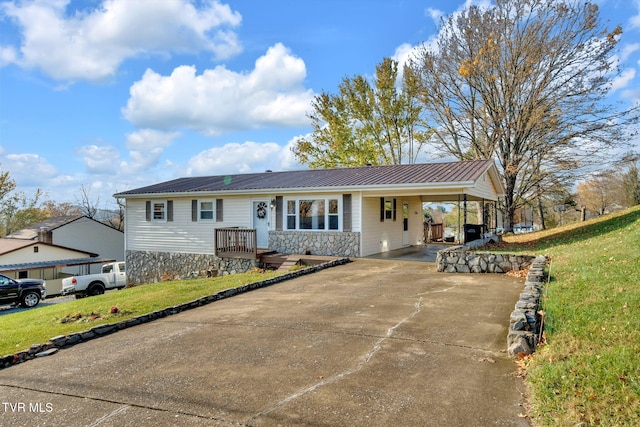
[{"left": 0, "top": 0, "right": 639, "bottom": 209}]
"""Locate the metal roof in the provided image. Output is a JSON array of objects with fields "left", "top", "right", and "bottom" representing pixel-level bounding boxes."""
[
  {"left": 0, "top": 257, "right": 117, "bottom": 272},
  {"left": 115, "top": 160, "right": 495, "bottom": 196}
]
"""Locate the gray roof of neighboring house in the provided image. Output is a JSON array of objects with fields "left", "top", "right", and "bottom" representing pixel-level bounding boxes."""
[
  {"left": 5, "top": 215, "right": 84, "bottom": 240},
  {"left": 0, "top": 257, "right": 116, "bottom": 273},
  {"left": 115, "top": 160, "right": 496, "bottom": 196}
]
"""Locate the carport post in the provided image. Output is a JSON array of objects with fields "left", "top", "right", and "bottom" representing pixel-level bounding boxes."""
[{"left": 457, "top": 194, "right": 461, "bottom": 243}]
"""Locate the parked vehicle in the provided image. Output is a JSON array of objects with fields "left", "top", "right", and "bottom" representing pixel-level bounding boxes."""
[
  {"left": 61, "top": 262, "right": 127, "bottom": 298},
  {"left": 0, "top": 275, "right": 47, "bottom": 308}
]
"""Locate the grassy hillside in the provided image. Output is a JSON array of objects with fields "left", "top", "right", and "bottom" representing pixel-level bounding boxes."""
[
  {"left": 502, "top": 206, "right": 640, "bottom": 426},
  {"left": 0, "top": 269, "right": 279, "bottom": 357}
]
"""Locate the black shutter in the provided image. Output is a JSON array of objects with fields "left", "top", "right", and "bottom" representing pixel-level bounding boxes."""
[
  {"left": 216, "top": 199, "right": 223, "bottom": 222},
  {"left": 192, "top": 200, "right": 198, "bottom": 222},
  {"left": 380, "top": 197, "right": 385, "bottom": 222},
  {"left": 145, "top": 201, "right": 151, "bottom": 221},
  {"left": 276, "top": 196, "right": 283, "bottom": 231},
  {"left": 167, "top": 200, "right": 173, "bottom": 222},
  {"left": 343, "top": 194, "right": 352, "bottom": 232}
]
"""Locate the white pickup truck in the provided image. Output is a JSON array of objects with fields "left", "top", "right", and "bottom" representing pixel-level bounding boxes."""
[{"left": 61, "top": 262, "right": 127, "bottom": 298}]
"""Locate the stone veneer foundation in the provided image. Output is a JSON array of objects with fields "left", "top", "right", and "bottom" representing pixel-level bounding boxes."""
[
  {"left": 126, "top": 250, "right": 256, "bottom": 285},
  {"left": 269, "top": 231, "right": 360, "bottom": 257}
]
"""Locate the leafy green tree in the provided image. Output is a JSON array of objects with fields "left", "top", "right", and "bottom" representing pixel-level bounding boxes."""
[
  {"left": 412, "top": 0, "right": 639, "bottom": 231},
  {"left": 2, "top": 189, "right": 47, "bottom": 236},
  {"left": 622, "top": 163, "right": 640, "bottom": 207},
  {"left": 293, "top": 58, "right": 432, "bottom": 167}
]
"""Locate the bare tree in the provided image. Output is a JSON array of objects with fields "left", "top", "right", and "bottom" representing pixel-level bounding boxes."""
[
  {"left": 76, "top": 184, "right": 100, "bottom": 219},
  {"left": 105, "top": 196, "right": 125, "bottom": 232},
  {"left": 413, "top": 0, "right": 639, "bottom": 231}
]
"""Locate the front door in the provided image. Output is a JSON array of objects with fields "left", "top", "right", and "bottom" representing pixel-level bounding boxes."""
[{"left": 253, "top": 200, "right": 270, "bottom": 248}]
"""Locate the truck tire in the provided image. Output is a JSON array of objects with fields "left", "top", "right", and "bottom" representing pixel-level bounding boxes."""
[
  {"left": 20, "top": 291, "right": 41, "bottom": 308},
  {"left": 87, "top": 282, "right": 105, "bottom": 297}
]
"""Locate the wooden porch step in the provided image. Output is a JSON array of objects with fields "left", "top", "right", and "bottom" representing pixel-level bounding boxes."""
[{"left": 276, "top": 255, "right": 302, "bottom": 272}]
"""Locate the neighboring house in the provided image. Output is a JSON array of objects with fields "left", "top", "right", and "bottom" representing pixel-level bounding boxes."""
[
  {"left": 1, "top": 216, "right": 125, "bottom": 295},
  {"left": 6, "top": 215, "right": 124, "bottom": 275},
  {"left": 115, "top": 159, "right": 505, "bottom": 285},
  {"left": 0, "top": 238, "right": 113, "bottom": 296}
]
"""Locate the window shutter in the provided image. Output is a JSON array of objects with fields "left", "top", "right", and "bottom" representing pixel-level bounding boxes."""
[
  {"left": 343, "top": 194, "right": 352, "bottom": 232},
  {"left": 167, "top": 200, "right": 173, "bottom": 222},
  {"left": 192, "top": 200, "right": 197, "bottom": 222},
  {"left": 380, "top": 197, "right": 385, "bottom": 222},
  {"left": 216, "top": 199, "right": 223, "bottom": 222},
  {"left": 275, "top": 196, "right": 283, "bottom": 231},
  {"left": 145, "top": 201, "right": 151, "bottom": 221},
  {"left": 393, "top": 198, "right": 397, "bottom": 221}
]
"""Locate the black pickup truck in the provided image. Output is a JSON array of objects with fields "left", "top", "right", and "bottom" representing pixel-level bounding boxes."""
[{"left": 0, "top": 274, "right": 47, "bottom": 308}]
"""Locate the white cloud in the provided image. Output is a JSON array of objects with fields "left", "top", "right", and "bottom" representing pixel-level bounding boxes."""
[
  {"left": 3, "top": 153, "right": 58, "bottom": 186},
  {"left": 78, "top": 144, "right": 121, "bottom": 174},
  {"left": 186, "top": 139, "right": 305, "bottom": 176},
  {"left": 610, "top": 68, "right": 636, "bottom": 93},
  {"left": 120, "top": 129, "right": 180, "bottom": 173},
  {"left": 630, "top": 0, "right": 640, "bottom": 29},
  {"left": 425, "top": 7, "right": 444, "bottom": 24},
  {"left": 0, "top": 0, "right": 242, "bottom": 82},
  {"left": 620, "top": 43, "right": 640, "bottom": 62},
  {"left": 122, "top": 43, "right": 315, "bottom": 136}
]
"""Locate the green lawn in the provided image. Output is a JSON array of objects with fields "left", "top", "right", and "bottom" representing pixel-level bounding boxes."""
[
  {"left": 1, "top": 269, "right": 279, "bottom": 357},
  {"left": 500, "top": 206, "right": 640, "bottom": 426}
]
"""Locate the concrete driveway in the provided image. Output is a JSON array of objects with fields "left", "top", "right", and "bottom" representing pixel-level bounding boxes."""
[{"left": 0, "top": 259, "right": 530, "bottom": 426}]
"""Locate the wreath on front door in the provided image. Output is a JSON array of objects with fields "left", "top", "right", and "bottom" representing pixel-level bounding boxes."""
[{"left": 256, "top": 201, "right": 268, "bottom": 219}]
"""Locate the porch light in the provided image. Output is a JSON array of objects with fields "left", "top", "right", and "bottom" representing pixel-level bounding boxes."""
[{"left": 270, "top": 198, "right": 276, "bottom": 209}]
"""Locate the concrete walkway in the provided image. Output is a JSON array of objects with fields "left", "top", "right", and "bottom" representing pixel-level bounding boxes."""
[{"left": 0, "top": 259, "right": 530, "bottom": 426}]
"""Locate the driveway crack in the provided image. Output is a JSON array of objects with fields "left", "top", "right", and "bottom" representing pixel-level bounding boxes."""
[{"left": 251, "top": 297, "right": 424, "bottom": 421}]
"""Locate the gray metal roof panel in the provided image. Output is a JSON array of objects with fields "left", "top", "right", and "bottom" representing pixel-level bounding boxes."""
[
  {"left": 115, "top": 160, "right": 493, "bottom": 196},
  {"left": 0, "top": 257, "right": 117, "bottom": 272}
]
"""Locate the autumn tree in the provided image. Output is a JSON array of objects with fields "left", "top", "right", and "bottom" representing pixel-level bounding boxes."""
[
  {"left": 293, "top": 57, "right": 431, "bottom": 167},
  {"left": 412, "top": 0, "right": 639, "bottom": 231},
  {"left": 620, "top": 154, "right": 640, "bottom": 207},
  {"left": 576, "top": 172, "right": 619, "bottom": 216},
  {"left": 41, "top": 201, "right": 81, "bottom": 217},
  {"left": 1, "top": 188, "right": 47, "bottom": 236}
]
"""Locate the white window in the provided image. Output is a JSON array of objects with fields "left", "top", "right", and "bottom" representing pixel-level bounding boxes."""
[
  {"left": 153, "top": 201, "right": 166, "bottom": 221},
  {"left": 384, "top": 198, "right": 393, "bottom": 220},
  {"left": 199, "top": 200, "right": 214, "bottom": 220},
  {"left": 286, "top": 198, "right": 340, "bottom": 231}
]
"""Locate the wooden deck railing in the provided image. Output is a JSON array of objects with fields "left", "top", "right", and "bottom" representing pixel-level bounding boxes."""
[{"left": 214, "top": 228, "right": 258, "bottom": 259}]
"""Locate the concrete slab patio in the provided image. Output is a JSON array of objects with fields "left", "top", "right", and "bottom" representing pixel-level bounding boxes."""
[{"left": 0, "top": 258, "right": 530, "bottom": 426}]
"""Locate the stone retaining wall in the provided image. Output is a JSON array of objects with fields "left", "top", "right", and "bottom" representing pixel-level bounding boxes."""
[
  {"left": 0, "top": 258, "right": 351, "bottom": 370},
  {"left": 436, "top": 246, "right": 547, "bottom": 357},
  {"left": 269, "top": 231, "right": 360, "bottom": 257},
  {"left": 436, "top": 246, "right": 536, "bottom": 273},
  {"left": 507, "top": 255, "right": 547, "bottom": 357},
  {"left": 126, "top": 250, "right": 256, "bottom": 285}
]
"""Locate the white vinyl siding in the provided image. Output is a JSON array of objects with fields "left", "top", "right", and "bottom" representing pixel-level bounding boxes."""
[
  {"left": 466, "top": 172, "right": 501, "bottom": 201},
  {"left": 360, "top": 196, "right": 422, "bottom": 257},
  {"left": 126, "top": 196, "right": 252, "bottom": 254},
  {"left": 0, "top": 245, "right": 90, "bottom": 265},
  {"left": 50, "top": 217, "right": 124, "bottom": 275}
]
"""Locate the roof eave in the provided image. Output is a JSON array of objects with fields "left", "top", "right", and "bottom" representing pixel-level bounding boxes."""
[{"left": 115, "top": 180, "right": 481, "bottom": 199}]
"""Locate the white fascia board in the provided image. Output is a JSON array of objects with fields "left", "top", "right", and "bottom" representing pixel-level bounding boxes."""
[{"left": 117, "top": 180, "right": 478, "bottom": 199}]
